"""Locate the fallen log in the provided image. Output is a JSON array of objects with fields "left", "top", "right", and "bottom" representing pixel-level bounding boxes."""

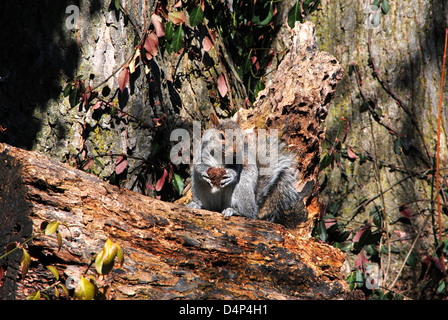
[{"left": 0, "top": 142, "right": 347, "bottom": 299}]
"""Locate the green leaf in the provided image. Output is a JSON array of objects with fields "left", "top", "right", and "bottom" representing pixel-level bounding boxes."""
[
  {"left": 381, "top": 0, "right": 390, "bottom": 14},
  {"left": 173, "top": 173, "right": 184, "bottom": 195},
  {"left": 75, "top": 276, "right": 97, "bottom": 300},
  {"left": 252, "top": 1, "right": 273, "bottom": 26},
  {"left": 21, "top": 248, "right": 31, "bottom": 279},
  {"left": 63, "top": 82, "right": 73, "bottom": 97},
  {"left": 371, "top": 12, "right": 381, "bottom": 28},
  {"left": 95, "top": 238, "right": 123, "bottom": 275},
  {"left": 393, "top": 138, "right": 402, "bottom": 155},
  {"left": 437, "top": 279, "right": 447, "bottom": 294},
  {"left": 45, "top": 221, "right": 59, "bottom": 236},
  {"left": 254, "top": 78, "right": 265, "bottom": 99},
  {"left": 372, "top": 0, "right": 381, "bottom": 8},
  {"left": 171, "top": 25, "right": 185, "bottom": 53},
  {"left": 355, "top": 269, "right": 364, "bottom": 288},
  {"left": 346, "top": 272, "right": 356, "bottom": 290},
  {"left": 405, "top": 251, "right": 418, "bottom": 268},
  {"left": 165, "top": 21, "right": 174, "bottom": 41},
  {"left": 116, "top": 243, "right": 124, "bottom": 267},
  {"left": 189, "top": 6, "right": 204, "bottom": 27},
  {"left": 319, "top": 152, "right": 334, "bottom": 171},
  {"left": 370, "top": 205, "right": 383, "bottom": 228},
  {"left": 288, "top": 1, "right": 303, "bottom": 28},
  {"left": 69, "top": 86, "right": 81, "bottom": 108},
  {"left": 46, "top": 265, "right": 60, "bottom": 281},
  {"left": 317, "top": 218, "right": 327, "bottom": 242},
  {"left": 114, "top": 0, "right": 120, "bottom": 11}
]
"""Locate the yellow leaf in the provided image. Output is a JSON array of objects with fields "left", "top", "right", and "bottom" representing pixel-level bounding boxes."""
[
  {"left": 75, "top": 276, "right": 97, "bottom": 300},
  {"left": 46, "top": 265, "right": 60, "bottom": 280},
  {"left": 21, "top": 248, "right": 31, "bottom": 279},
  {"left": 45, "top": 221, "right": 59, "bottom": 236}
]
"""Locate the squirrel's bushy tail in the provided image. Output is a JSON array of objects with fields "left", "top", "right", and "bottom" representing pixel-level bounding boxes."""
[{"left": 256, "top": 143, "right": 298, "bottom": 223}]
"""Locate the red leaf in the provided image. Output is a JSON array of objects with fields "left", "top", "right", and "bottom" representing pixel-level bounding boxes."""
[
  {"left": 144, "top": 32, "right": 159, "bottom": 57},
  {"left": 151, "top": 14, "right": 165, "bottom": 37},
  {"left": 115, "top": 156, "right": 127, "bottom": 174},
  {"left": 173, "top": 0, "right": 182, "bottom": 8},
  {"left": 347, "top": 147, "right": 356, "bottom": 160},
  {"left": 92, "top": 100, "right": 102, "bottom": 110},
  {"left": 146, "top": 183, "right": 155, "bottom": 191},
  {"left": 156, "top": 168, "right": 168, "bottom": 191},
  {"left": 399, "top": 205, "right": 412, "bottom": 219},
  {"left": 355, "top": 250, "right": 368, "bottom": 271},
  {"left": 324, "top": 218, "right": 337, "bottom": 229},
  {"left": 82, "top": 159, "right": 94, "bottom": 170},
  {"left": 217, "top": 73, "right": 227, "bottom": 97},
  {"left": 203, "top": 36, "right": 213, "bottom": 52},
  {"left": 353, "top": 225, "right": 370, "bottom": 243},
  {"left": 118, "top": 67, "right": 130, "bottom": 92},
  {"left": 0, "top": 266, "right": 4, "bottom": 288}
]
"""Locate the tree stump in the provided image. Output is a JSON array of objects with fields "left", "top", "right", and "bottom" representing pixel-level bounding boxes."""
[{"left": 237, "top": 21, "right": 344, "bottom": 232}]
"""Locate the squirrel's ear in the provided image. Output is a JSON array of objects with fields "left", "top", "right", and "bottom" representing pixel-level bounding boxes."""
[
  {"left": 210, "top": 111, "right": 220, "bottom": 128},
  {"left": 231, "top": 111, "right": 240, "bottom": 124}
]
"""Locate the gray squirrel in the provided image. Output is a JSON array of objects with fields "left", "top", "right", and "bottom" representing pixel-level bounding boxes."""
[{"left": 187, "top": 112, "right": 298, "bottom": 224}]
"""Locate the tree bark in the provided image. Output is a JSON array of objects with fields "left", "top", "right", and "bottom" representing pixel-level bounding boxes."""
[{"left": 0, "top": 142, "right": 347, "bottom": 300}]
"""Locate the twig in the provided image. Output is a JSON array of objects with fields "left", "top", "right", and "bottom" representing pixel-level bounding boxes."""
[
  {"left": 367, "top": 31, "right": 430, "bottom": 165},
  {"left": 388, "top": 209, "right": 432, "bottom": 291},
  {"left": 351, "top": 62, "right": 401, "bottom": 137},
  {"left": 435, "top": 27, "right": 448, "bottom": 274},
  {"left": 367, "top": 113, "right": 391, "bottom": 285}
]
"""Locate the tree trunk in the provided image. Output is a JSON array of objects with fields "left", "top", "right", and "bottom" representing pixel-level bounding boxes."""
[{"left": 0, "top": 142, "right": 347, "bottom": 300}]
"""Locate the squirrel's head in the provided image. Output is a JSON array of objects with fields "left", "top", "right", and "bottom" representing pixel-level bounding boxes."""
[{"left": 201, "top": 112, "right": 246, "bottom": 165}]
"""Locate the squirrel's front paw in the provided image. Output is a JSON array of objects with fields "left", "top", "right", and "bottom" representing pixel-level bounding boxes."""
[
  {"left": 201, "top": 172, "right": 213, "bottom": 188},
  {"left": 186, "top": 201, "right": 201, "bottom": 209},
  {"left": 222, "top": 207, "right": 238, "bottom": 219},
  {"left": 220, "top": 172, "right": 236, "bottom": 188}
]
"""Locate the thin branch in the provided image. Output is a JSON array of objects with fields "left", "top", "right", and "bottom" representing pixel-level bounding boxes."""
[
  {"left": 367, "top": 31, "right": 431, "bottom": 165},
  {"left": 435, "top": 27, "right": 448, "bottom": 274}
]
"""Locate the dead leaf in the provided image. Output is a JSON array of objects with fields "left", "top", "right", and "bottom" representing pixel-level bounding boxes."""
[
  {"left": 151, "top": 14, "right": 165, "bottom": 37},
  {"left": 129, "top": 48, "right": 140, "bottom": 74},
  {"left": 203, "top": 36, "right": 213, "bottom": 52},
  {"left": 118, "top": 67, "right": 130, "bottom": 92},
  {"left": 168, "top": 11, "right": 185, "bottom": 25},
  {"left": 217, "top": 73, "right": 228, "bottom": 97},
  {"left": 156, "top": 168, "right": 168, "bottom": 191},
  {"left": 115, "top": 156, "right": 127, "bottom": 174},
  {"left": 347, "top": 147, "right": 356, "bottom": 160},
  {"left": 399, "top": 205, "right": 412, "bottom": 219},
  {"left": 144, "top": 32, "right": 159, "bottom": 57}
]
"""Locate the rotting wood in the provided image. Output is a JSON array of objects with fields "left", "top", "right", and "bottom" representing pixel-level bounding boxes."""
[
  {"left": 0, "top": 142, "right": 347, "bottom": 299},
  {"left": 0, "top": 22, "right": 347, "bottom": 300}
]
